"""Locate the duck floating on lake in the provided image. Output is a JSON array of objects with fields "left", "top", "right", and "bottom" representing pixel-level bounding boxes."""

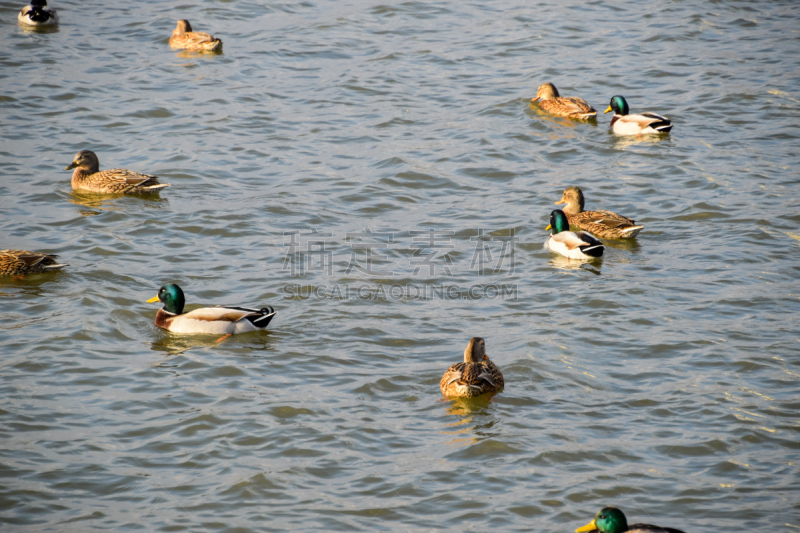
[
  {"left": 169, "top": 20, "right": 222, "bottom": 52},
  {"left": 544, "top": 210, "right": 604, "bottom": 259},
  {"left": 0, "top": 249, "right": 67, "bottom": 276},
  {"left": 147, "top": 283, "right": 276, "bottom": 336},
  {"left": 605, "top": 95, "right": 672, "bottom": 135},
  {"left": 18, "top": 0, "right": 57, "bottom": 26},
  {"left": 532, "top": 82, "right": 596, "bottom": 120},
  {"left": 65, "top": 150, "right": 170, "bottom": 194},
  {"left": 440, "top": 337, "right": 504, "bottom": 397},
  {"left": 554, "top": 186, "right": 643, "bottom": 239}
]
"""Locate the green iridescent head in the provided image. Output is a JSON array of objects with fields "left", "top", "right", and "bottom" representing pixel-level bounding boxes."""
[
  {"left": 147, "top": 283, "right": 185, "bottom": 314},
  {"left": 546, "top": 210, "right": 570, "bottom": 234},
  {"left": 604, "top": 95, "right": 629, "bottom": 116},
  {"left": 576, "top": 507, "right": 628, "bottom": 533}
]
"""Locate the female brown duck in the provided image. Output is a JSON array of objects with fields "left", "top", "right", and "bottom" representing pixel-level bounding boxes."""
[
  {"left": 554, "top": 186, "right": 643, "bottom": 239},
  {"left": 65, "top": 150, "right": 169, "bottom": 194},
  {"left": 440, "top": 337, "right": 504, "bottom": 397}
]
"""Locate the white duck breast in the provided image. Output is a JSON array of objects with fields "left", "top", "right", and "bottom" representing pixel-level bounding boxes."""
[{"left": 545, "top": 231, "right": 604, "bottom": 259}]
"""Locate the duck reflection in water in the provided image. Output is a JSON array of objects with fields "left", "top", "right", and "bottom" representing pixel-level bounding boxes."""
[{"left": 68, "top": 190, "right": 168, "bottom": 215}]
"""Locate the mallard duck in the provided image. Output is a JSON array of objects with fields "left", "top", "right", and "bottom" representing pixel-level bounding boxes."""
[
  {"left": 545, "top": 210, "right": 604, "bottom": 259},
  {"left": 0, "top": 249, "right": 67, "bottom": 275},
  {"left": 18, "top": 0, "right": 57, "bottom": 26},
  {"left": 169, "top": 20, "right": 222, "bottom": 52},
  {"left": 532, "top": 83, "right": 597, "bottom": 119},
  {"left": 147, "top": 283, "right": 276, "bottom": 335},
  {"left": 65, "top": 150, "right": 170, "bottom": 194},
  {"left": 604, "top": 95, "right": 672, "bottom": 135},
  {"left": 440, "top": 337, "right": 504, "bottom": 398},
  {"left": 555, "top": 186, "right": 643, "bottom": 239},
  {"left": 576, "top": 506, "right": 687, "bottom": 533}
]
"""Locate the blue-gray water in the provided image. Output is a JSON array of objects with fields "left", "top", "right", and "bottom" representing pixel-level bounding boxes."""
[{"left": 1, "top": 0, "right": 799, "bottom": 531}]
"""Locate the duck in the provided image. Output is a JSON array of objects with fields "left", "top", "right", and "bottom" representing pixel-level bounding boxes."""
[
  {"left": 0, "top": 249, "right": 67, "bottom": 276},
  {"left": 554, "top": 186, "right": 643, "bottom": 239},
  {"left": 18, "top": 0, "right": 57, "bottom": 26},
  {"left": 440, "top": 337, "right": 504, "bottom": 398},
  {"left": 65, "top": 150, "right": 170, "bottom": 194},
  {"left": 576, "top": 506, "right": 687, "bottom": 533},
  {"left": 532, "top": 83, "right": 596, "bottom": 119},
  {"left": 169, "top": 20, "right": 223, "bottom": 52},
  {"left": 545, "top": 210, "right": 604, "bottom": 259},
  {"left": 604, "top": 95, "right": 672, "bottom": 135},
  {"left": 147, "top": 283, "right": 276, "bottom": 336}
]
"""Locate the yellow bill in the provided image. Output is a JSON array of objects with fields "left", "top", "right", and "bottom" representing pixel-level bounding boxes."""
[
  {"left": 146, "top": 295, "right": 160, "bottom": 303},
  {"left": 554, "top": 199, "right": 565, "bottom": 205},
  {"left": 545, "top": 224, "right": 552, "bottom": 230},
  {"left": 576, "top": 519, "right": 597, "bottom": 532},
  {"left": 603, "top": 105, "right": 613, "bottom": 114}
]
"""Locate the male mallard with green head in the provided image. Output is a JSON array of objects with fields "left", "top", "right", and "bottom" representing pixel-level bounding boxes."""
[
  {"left": 532, "top": 83, "right": 596, "bottom": 119},
  {"left": 18, "top": 0, "right": 57, "bottom": 26},
  {"left": 147, "top": 283, "right": 276, "bottom": 335},
  {"left": 169, "top": 20, "right": 223, "bottom": 52},
  {"left": 0, "top": 249, "right": 67, "bottom": 276},
  {"left": 545, "top": 210, "right": 604, "bottom": 259},
  {"left": 440, "top": 337, "right": 504, "bottom": 397},
  {"left": 555, "top": 186, "right": 643, "bottom": 239},
  {"left": 576, "top": 506, "right": 686, "bottom": 533},
  {"left": 65, "top": 150, "right": 170, "bottom": 194},
  {"left": 605, "top": 95, "right": 672, "bottom": 135}
]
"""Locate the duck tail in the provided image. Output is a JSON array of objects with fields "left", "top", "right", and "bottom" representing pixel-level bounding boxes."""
[
  {"left": 143, "top": 183, "right": 171, "bottom": 192},
  {"left": 580, "top": 244, "right": 604, "bottom": 257}
]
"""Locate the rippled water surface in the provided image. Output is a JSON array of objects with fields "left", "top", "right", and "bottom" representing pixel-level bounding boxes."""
[{"left": 1, "top": 0, "right": 799, "bottom": 531}]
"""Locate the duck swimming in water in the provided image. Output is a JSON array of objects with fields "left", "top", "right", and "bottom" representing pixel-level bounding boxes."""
[
  {"left": 554, "top": 186, "right": 643, "bottom": 239},
  {"left": 65, "top": 150, "right": 170, "bottom": 194},
  {"left": 147, "top": 283, "right": 277, "bottom": 336},
  {"left": 604, "top": 95, "right": 672, "bottom": 135},
  {"left": 544, "top": 210, "right": 604, "bottom": 259},
  {"left": 169, "top": 20, "right": 223, "bottom": 52},
  {"left": 0, "top": 249, "right": 67, "bottom": 276},
  {"left": 532, "top": 82, "right": 596, "bottom": 120},
  {"left": 440, "top": 337, "right": 504, "bottom": 398},
  {"left": 18, "top": 0, "right": 58, "bottom": 26}
]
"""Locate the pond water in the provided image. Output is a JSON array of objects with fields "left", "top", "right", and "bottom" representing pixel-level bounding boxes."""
[{"left": 1, "top": 0, "right": 798, "bottom": 531}]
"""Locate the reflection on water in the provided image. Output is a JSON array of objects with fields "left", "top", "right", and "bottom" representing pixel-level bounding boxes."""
[
  {"left": 68, "top": 191, "right": 169, "bottom": 213},
  {"left": 547, "top": 253, "right": 603, "bottom": 273},
  {"left": 441, "top": 395, "right": 496, "bottom": 446},
  {"left": 175, "top": 49, "right": 223, "bottom": 60},
  {"left": 149, "top": 330, "right": 276, "bottom": 356},
  {"left": 18, "top": 24, "right": 59, "bottom": 36},
  {"left": 611, "top": 132, "right": 671, "bottom": 149}
]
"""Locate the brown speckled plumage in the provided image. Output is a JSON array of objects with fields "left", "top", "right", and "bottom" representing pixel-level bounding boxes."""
[
  {"left": 0, "top": 249, "right": 67, "bottom": 275},
  {"left": 555, "top": 186, "right": 643, "bottom": 239},
  {"left": 532, "top": 83, "right": 596, "bottom": 119},
  {"left": 440, "top": 337, "right": 504, "bottom": 397},
  {"left": 169, "top": 20, "right": 222, "bottom": 52},
  {"left": 65, "top": 150, "right": 169, "bottom": 194}
]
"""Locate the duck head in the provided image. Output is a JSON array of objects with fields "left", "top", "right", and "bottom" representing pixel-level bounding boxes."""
[
  {"left": 464, "top": 337, "right": 486, "bottom": 363},
  {"left": 545, "top": 210, "right": 570, "bottom": 234},
  {"left": 604, "top": 95, "right": 629, "bottom": 116},
  {"left": 147, "top": 283, "right": 186, "bottom": 315},
  {"left": 532, "top": 82, "right": 559, "bottom": 102},
  {"left": 65, "top": 150, "right": 100, "bottom": 173},
  {"left": 576, "top": 506, "right": 628, "bottom": 533}
]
